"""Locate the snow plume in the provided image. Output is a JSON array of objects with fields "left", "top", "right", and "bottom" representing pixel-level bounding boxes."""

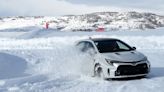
[
  {"left": 4, "top": 37, "right": 93, "bottom": 79},
  {"left": 25, "top": 49, "right": 93, "bottom": 79}
]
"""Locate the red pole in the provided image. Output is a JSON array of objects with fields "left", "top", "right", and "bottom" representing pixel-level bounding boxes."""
[
  {"left": 45, "top": 22, "right": 49, "bottom": 29},
  {"left": 96, "top": 27, "right": 104, "bottom": 32}
]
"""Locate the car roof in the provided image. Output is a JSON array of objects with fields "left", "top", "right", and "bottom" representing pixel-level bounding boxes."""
[
  {"left": 77, "top": 38, "right": 120, "bottom": 44},
  {"left": 90, "top": 38, "right": 119, "bottom": 42}
]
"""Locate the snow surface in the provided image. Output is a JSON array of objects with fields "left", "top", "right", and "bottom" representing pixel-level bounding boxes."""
[{"left": 0, "top": 26, "right": 163, "bottom": 92}]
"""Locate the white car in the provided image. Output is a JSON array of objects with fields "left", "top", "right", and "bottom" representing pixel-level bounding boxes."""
[{"left": 76, "top": 38, "right": 150, "bottom": 79}]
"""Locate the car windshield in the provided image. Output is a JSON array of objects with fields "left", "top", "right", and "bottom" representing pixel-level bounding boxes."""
[{"left": 94, "top": 40, "right": 134, "bottom": 53}]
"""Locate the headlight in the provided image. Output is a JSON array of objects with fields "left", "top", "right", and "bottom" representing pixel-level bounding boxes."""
[
  {"left": 141, "top": 57, "right": 148, "bottom": 61},
  {"left": 142, "top": 57, "right": 150, "bottom": 64}
]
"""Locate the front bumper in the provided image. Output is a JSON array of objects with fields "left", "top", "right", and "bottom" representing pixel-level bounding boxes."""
[{"left": 104, "top": 62, "right": 150, "bottom": 78}]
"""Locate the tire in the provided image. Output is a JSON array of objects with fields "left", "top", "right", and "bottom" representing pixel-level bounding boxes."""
[{"left": 94, "top": 65, "right": 105, "bottom": 79}]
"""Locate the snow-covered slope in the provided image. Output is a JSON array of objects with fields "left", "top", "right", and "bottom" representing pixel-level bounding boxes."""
[
  {"left": 1, "top": 11, "right": 164, "bottom": 31},
  {"left": 60, "top": 12, "right": 164, "bottom": 31},
  {"left": 0, "top": 27, "right": 163, "bottom": 92}
]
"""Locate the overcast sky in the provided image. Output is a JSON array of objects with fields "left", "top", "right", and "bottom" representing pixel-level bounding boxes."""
[{"left": 1, "top": 0, "right": 164, "bottom": 16}]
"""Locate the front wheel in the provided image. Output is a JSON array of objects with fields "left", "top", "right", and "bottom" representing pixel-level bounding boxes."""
[{"left": 94, "top": 65, "right": 105, "bottom": 79}]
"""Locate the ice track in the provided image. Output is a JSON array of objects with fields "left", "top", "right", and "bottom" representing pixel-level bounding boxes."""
[{"left": 0, "top": 31, "right": 164, "bottom": 92}]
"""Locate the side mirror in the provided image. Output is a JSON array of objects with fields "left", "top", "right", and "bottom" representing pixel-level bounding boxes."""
[{"left": 132, "top": 47, "right": 136, "bottom": 50}]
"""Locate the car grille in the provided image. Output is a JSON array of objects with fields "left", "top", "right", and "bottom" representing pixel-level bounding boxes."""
[{"left": 115, "top": 63, "right": 148, "bottom": 76}]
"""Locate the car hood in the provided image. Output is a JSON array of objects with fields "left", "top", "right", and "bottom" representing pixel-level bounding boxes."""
[{"left": 102, "top": 51, "right": 145, "bottom": 62}]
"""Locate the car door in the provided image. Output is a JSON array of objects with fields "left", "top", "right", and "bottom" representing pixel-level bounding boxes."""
[{"left": 76, "top": 41, "right": 96, "bottom": 76}]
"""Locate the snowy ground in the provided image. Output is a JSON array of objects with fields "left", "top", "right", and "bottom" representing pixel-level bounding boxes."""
[{"left": 0, "top": 27, "right": 164, "bottom": 92}]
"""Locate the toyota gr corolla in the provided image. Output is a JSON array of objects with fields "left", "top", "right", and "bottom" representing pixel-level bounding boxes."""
[{"left": 76, "top": 38, "right": 150, "bottom": 79}]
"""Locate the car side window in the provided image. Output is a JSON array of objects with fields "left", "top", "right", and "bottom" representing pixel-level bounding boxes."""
[
  {"left": 76, "top": 42, "right": 85, "bottom": 52},
  {"left": 77, "top": 41, "right": 95, "bottom": 52},
  {"left": 85, "top": 42, "right": 95, "bottom": 51}
]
